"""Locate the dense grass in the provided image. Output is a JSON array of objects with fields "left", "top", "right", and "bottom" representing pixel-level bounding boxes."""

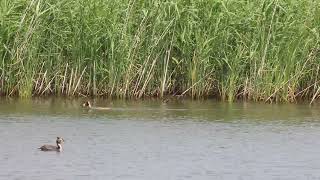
[{"left": 0, "top": 0, "right": 319, "bottom": 102}]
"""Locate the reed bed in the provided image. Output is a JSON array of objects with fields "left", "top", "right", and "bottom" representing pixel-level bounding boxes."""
[{"left": 0, "top": 0, "right": 319, "bottom": 102}]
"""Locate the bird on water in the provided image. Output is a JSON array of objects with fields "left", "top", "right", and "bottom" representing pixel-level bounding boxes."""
[
  {"left": 39, "top": 137, "right": 65, "bottom": 152},
  {"left": 82, "top": 101, "right": 111, "bottom": 110}
]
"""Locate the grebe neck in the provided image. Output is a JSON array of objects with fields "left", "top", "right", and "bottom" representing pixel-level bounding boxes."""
[{"left": 57, "top": 144, "right": 62, "bottom": 151}]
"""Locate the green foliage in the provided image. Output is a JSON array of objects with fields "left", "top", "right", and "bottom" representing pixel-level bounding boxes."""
[{"left": 0, "top": 0, "right": 319, "bottom": 102}]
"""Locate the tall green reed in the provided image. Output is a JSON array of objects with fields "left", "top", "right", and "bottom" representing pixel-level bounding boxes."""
[{"left": 0, "top": 0, "right": 319, "bottom": 102}]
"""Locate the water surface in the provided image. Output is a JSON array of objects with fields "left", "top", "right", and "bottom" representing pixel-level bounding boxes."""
[{"left": 1, "top": 98, "right": 320, "bottom": 180}]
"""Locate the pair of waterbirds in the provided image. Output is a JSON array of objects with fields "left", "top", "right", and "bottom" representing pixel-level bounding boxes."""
[{"left": 39, "top": 101, "right": 110, "bottom": 152}]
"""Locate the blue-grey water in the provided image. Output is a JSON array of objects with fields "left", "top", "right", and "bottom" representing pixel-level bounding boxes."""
[{"left": 0, "top": 98, "right": 320, "bottom": 180}]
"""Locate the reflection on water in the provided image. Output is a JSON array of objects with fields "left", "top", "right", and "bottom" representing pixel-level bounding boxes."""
[{"left": 0, "top": 98, "right": 320, "bottom": 180}]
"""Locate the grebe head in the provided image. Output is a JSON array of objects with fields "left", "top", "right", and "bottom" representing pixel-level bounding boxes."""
[
  {"left": 82, "top": 101, "right": 92, "bottom": 108},
  {"left": 56, "top": 137, "right": 65, "bottom": 144}
]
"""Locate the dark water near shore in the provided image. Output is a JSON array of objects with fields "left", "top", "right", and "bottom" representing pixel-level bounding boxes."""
[{"left": 1, "top": 98, "right": 320, "bottom": 180}]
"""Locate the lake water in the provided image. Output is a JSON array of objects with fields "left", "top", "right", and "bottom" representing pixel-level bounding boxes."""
[{"left": 1, "top": 98, "right": 320, "bottom": 180}]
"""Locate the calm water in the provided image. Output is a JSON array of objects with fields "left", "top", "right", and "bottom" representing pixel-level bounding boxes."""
[{"left": 1, "top": 98, "right": 320, "bottom": 180}]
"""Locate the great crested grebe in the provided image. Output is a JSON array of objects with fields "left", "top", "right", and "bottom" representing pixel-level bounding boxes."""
[
  {"left": 82, "top": 101, "right": 111, "bottom": 110},
  {"left": 39, "top": 137, "right": 65, "bottom": 152}
]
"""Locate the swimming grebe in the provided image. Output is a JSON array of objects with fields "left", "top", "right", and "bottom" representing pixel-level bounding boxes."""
[
  {"left": 82, "top": 101, "right": 111, "bottom": 110},
  {"left": 39, "top": 137, "right": 65, "bottom": 152}
]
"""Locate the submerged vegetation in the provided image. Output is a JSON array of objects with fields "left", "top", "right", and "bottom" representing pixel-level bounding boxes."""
[{"left": 0, "top": 0, "right": 319, "bottom": 102}]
